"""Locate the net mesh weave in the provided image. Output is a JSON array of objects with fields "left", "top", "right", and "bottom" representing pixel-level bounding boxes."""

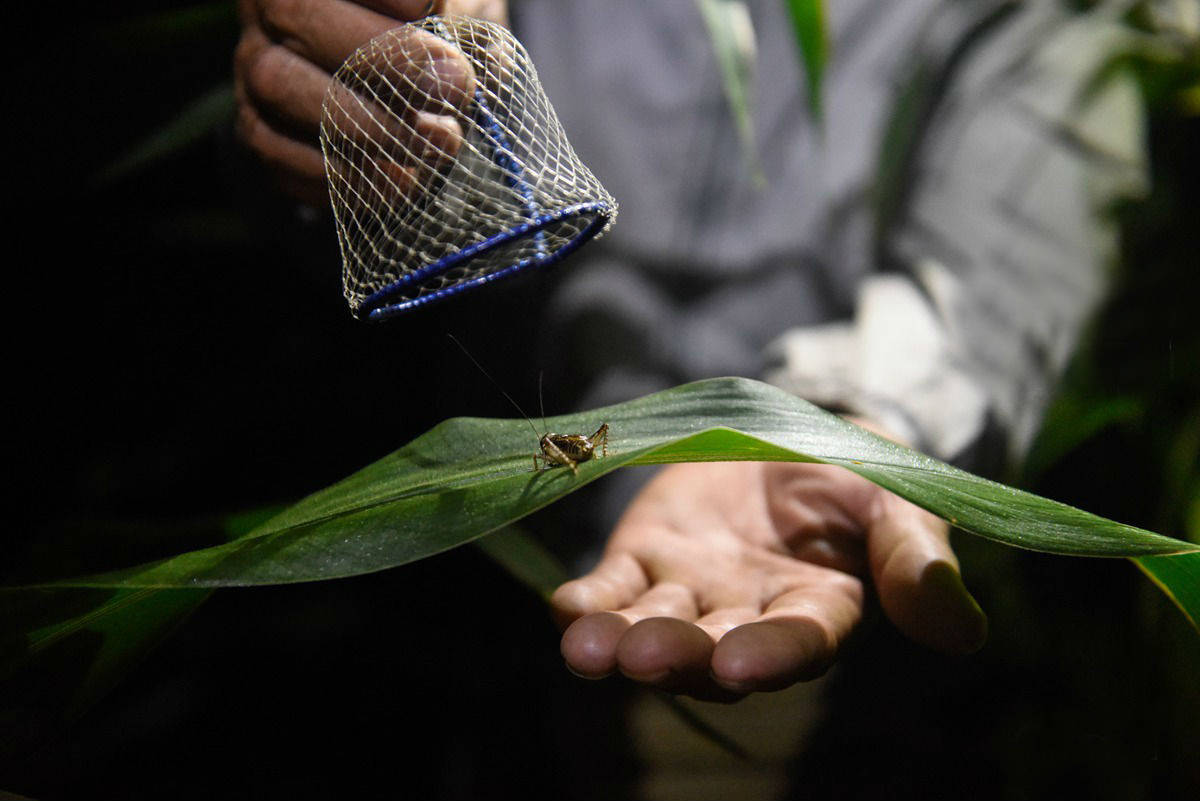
[{"left": 320, "top": 16, "right": 617, "bottom": 320}]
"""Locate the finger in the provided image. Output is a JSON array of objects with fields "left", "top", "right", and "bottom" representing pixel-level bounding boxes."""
[
  {"left": 692, "top": 606, "right": 761, "bottom": 640},
  {"left": 615, "top": 617, "right": 723, "bottom": 696},
  {"left": 867, "top": 494, "right": 988, "bottom": 655},
  {"left": 615, "top": 582, "right": 699, "bottom": 624},
  {"left": 560, "top": 612, "right": 628, "bottom": 679},
  {"left": 550, "top": 552, "right": 649, "bottom": 629},
  {"left": 324, "top": 101, "right": 464, "bottom": 209},
  {"left": 355, "top": 1, "right": 507, "bottom": 28},
  {"left": 323, "top": 83, "right": 469, "bottom": 221},
  {"left": 564, "top": 615, "right": 744, "bottom": 702},
  {"left": 353, "top": 26, "right": 477, "bottom": 115},
  {"left": 559, "top": 582, "right": 697, "bottom": 681},
  {"left": 277, "top": 173, "right": 332, "bottom": 208},
  {"left": 322, "top": 27, "right": 475, "bottom": 206},
  {"left": 710, "top": 572, "right": 863, "bottom": 692},
  {"left": 323, "top": 86, "right": 464, "bottom": 171},
  {"left": 236, "top": 100, "right": 329, "bottom": 203},
  {"left": 568, "top": 616, "right": 715, "bottom": 686},
  {"left": 241, "top": 20, "right": 474, "bottom": 139},
  {"left": 763, "top": 462, "right": 872, "bottom": 575},
  {"left": 444, "top": 1, "right": 508, "bottom": 26},
  {"left": 257, "top": 0, "right": 402, "bottom": 72},
  {"left": 237, "top": 28, "right": 331, "bottom": 139},
  {"left": 356, "top": 1, "right": 442, "bottom": 18}
]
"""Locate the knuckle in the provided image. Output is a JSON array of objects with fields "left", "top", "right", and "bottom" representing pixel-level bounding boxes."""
[
  {"left": 236, "top": 108, "right": 289, "bottom": 177},
  {"left": 258, "top": 141, "right": 291, "bottom": 174},
  {"left": 258, "top": 0, "right": 307, "bottom": 39},
  {"left": 235, "top": 0, "right": 257, "bottom": 24},
  {"left": 244, "top": 44, "right": 292, "bottom": 105},
  {"left": 235, "top": 103, "right": 265, "bottom": 151},
  {"left": 828, "top": 571, "right": 864, "bottom": 603},
  {"left": 232, "top": 33, "right": 256, "bottom": 78}
]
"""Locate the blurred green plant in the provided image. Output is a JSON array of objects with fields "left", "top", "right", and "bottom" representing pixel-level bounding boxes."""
[
  {"left": 697, "top": 0, "right": 827, "bottom": 181},
  {"left": 89, "top": 2, "right": 239, "bottom": 183},
  {"left": 696, "top": 0, "right": 766, "bottom": 184},
  {"left": 784, "top": 0, "right": 827, "bottom": 121},
  {"left": 94, "top": 85, "right": 235, "bottom": 185},
  {"left": 1023, "top": 0, "right": 1200, "bottom": 622}
]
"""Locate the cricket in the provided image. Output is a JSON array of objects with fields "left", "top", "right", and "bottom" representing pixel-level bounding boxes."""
[{"left": 448, "top": 335, "right": 608, "bottom": 476}]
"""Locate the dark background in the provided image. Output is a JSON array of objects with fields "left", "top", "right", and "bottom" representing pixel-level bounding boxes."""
[{"left": 4, "top": 3, "right": 1197, "bottom": 799}]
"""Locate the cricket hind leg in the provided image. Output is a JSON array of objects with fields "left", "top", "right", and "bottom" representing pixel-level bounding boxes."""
[
  {"left": 533, "top": 441, "right": 579, "bottom": 475},
  {"left": 592, "top": 423, "right": 609, "bottom": 458},
  {"left": 545, "top": 438, "right": 579, "bottom": 475}
]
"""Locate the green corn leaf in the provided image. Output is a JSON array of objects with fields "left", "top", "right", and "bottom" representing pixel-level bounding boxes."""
[
  {"left": 1136, "top": 551, "right": 1200, "bottom": 631},
  {"left": 92, "top": 83, "right": 235, "bottom": 185},
  {"left": 1, "top": 507, "right": 277, "bottom": 736},
  {"left": 0, "top": 586, "right": 212, "bottom": 760},
  {"left": 473, "top": 527, "right": 569, "bottom": 602},
  {"left": 9, "top": 378, "right": 1192, "bottom": 597},
  {"left": 783, "top": 0, "right": 828, "bottom": 122},
  {"left": 696, "top": 0, "right": 765, "bottom": 184}
]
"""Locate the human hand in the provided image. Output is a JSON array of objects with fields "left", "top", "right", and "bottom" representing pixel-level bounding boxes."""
[
  {"left": 234, "top": 0, "right": 508, "bottom": 205},
  {"left": 551, "top": 453, "right": 988, "bottom": 700}
]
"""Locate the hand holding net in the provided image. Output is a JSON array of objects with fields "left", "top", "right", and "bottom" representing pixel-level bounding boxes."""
[{"left": 320, "top": 16, "right": 617, "bottom": 321}]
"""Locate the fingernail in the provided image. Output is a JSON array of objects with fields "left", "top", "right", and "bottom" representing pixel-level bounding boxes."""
[
  {"left": 564, "top": 661, "right": 609, "bottom": 680},
  {"left": 924, "top": 561, "right": 988, "bottom": 654},
  {"left": 418, "top": 55, "right": 471, "bottom": 102},
  {"left": 711, "top": 674, "right": 755, "bottom": 694}
]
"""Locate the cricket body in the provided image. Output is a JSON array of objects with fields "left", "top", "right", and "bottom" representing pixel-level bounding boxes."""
[
  {"left": 535, "top": 424, "right": 609, "bottom": 476},
  {"left": 447, "top": 335, "right": 609, "bottom": 477}
]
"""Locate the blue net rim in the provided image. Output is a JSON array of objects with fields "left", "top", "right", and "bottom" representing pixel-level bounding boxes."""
[{"left": 359, "top": 201, "right": 612, "bottom": 321}]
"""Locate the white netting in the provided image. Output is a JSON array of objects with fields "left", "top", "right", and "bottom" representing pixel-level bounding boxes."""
[{"left": 320, "top": 16, "right": 617, "bottom": 319}]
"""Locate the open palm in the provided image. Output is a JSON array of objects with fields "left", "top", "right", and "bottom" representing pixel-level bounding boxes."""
[{"left": 551, "top": 460, "right": 988, "bottom": 700}]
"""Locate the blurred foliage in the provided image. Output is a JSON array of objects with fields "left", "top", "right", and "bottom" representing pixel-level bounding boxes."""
[
  {"left": 973, "top": 3, "right": 1200, "bottom": 797},
  {"left": 789, "top": 3, "right": 1200, "bottom": 799},
  {"left": 1027, "top": 0, "right": 1199, "bottom": 540},
  {"left": 783, "top": 0, "right": 828, "bottom": 122},
  {"left": 94, "top": 85, "right": 235, "bottom": 185},
  {"left": 696, "top": 0, "right": 767, "bottom": 184}
]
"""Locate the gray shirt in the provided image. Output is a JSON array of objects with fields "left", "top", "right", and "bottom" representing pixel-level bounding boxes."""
[{"left": 512, "top": 0, "right": 1144, "bottom": 470}]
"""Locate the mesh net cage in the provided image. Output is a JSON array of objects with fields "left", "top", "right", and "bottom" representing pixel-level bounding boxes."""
[{"left": 320, "top": 16, "right": 617, "bottom": 320}]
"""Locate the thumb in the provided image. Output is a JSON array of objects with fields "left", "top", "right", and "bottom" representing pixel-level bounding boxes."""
[{"left": 866, "top": 492, "right": 988, "bottom": 654}]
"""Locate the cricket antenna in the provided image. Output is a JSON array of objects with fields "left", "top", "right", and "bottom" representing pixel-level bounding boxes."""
[
  {"left": 447, "top": 333, "right": 541, "bottom": 439},
  {"left": 537, "top": 369, "right": 549, "bottom": 434}
]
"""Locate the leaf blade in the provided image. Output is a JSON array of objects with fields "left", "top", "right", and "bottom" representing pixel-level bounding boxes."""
[
  {"left": 10, "top": 378, "right": 1191, "bottom": 591},
  {"left": 1135, "top": 551, "right": 1200, "bottom": 632},
  {"left": 783, "top": 0, "right": 828, "bottom": 121},
  {"left": 92, "top": 83, "right": 235, "bottom": 184},
  {"left": 696, "top": 0, "right": 765, "bottom": 184}
]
